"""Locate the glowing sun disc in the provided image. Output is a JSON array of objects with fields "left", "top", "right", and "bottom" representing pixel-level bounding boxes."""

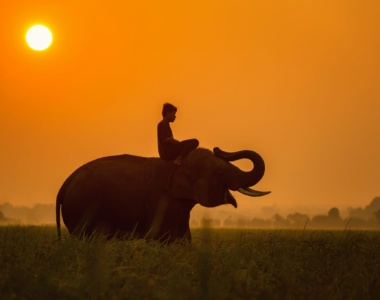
[{"left": 26, "top": 25, "right": 53, "bottom": 51}]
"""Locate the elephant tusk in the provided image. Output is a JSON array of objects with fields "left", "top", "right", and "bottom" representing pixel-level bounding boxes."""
[{"left": 237, "top": 187, "right": 271, "bottom": 197}]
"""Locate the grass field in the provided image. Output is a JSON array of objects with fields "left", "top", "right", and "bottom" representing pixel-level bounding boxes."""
[{"left": 1, "top": 226, "right": 380, "bottom": 299}]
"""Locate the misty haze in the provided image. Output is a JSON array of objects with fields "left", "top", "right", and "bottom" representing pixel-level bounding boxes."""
[{"left": 1, "top": 197, "right": 379, "bottom": 230}]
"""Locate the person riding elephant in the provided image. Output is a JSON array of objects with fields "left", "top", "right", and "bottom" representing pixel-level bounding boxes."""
[{"left": 157, "top": 103, "right": 199, "bottom": 165}]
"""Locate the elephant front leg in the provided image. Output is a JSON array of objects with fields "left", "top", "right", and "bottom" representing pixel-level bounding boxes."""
[{"left": 177, "top": 211, "right": 191, "bottom": 243}]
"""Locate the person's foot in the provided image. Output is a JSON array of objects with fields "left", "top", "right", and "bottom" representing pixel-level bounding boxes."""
[{"left": 174, "top": 156, "right": 183, "bottom": 165}]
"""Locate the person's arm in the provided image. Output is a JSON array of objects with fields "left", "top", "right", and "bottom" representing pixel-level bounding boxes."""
[{"left": 158, "top": 121, "right": 180, "bottom": 144}]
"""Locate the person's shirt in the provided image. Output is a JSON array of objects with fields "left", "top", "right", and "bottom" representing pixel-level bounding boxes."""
[{"left": 157, "top": 119, "right": 174, "bottom": 158}]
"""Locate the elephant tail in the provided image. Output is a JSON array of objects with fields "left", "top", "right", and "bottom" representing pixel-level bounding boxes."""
[
  {"left": 56, "top": 175, "right": 70, "bottom": 241},
  {"left": 56, "top": 189, "right": 62, "bottom": 241},
  {"left": 56, "top": 169, "right": 79, "bottom": 240}
]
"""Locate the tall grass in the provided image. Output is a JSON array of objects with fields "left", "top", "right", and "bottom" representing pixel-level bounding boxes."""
[{"left": 0, "top": 226, "right": 379, "bottom": 299}]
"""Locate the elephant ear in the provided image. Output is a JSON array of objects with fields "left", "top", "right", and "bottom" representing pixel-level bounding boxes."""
[{"left": 167, "top": 165, "right": 195, "bottom": 200}]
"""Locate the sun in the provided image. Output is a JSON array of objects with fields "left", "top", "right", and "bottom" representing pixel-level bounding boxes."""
[{"left": 26, "top": 25, "right": 53, "bottom": 51}]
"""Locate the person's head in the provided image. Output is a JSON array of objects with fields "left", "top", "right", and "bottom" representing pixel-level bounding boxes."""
[{"left": 162, "top": 103, "right": 177, "bottom": 121}]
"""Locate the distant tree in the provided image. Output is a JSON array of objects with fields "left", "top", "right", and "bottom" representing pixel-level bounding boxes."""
[
  {"left": 310, "top": 214, "right": 329, "bottom": 228},
  {"left": 374, "top": 209, "right": 380, "bottom": 227},
  {"left": 287, "top": 213, "right": 309, "bottom": 228},
  {"left": 272, "top": 214, "right": 289, "bottom": 227},
  {"left": 348, "top": 197, "right": 380, "bottom": 221},
  {"left": 236, "top": 218, "right": 249, "bottom": 227},
  {"left": 328, "top": 207, "right": 340, "bottom": 220},
  {"left": 0, "top": 202, "right": 55, "bottom": 224},
  {"left": 367, "top": 197, "right": 380, "bottom": 212},
  {"left": 248, "top": 217, "right": 271, "bottom": 229},
  {"left": 349, "top": 207, "right": 368, "bottom": 219},
  {"left": 0, "top": 210, "right": 7, "bottom": 222},
  {"left": 310, "top": 207, "right": 344, "bottom": 228}
]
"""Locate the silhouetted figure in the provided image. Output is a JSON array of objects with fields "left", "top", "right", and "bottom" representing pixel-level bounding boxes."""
[{"left": 157, "top": 103, "right": 199, "bottom": 165}]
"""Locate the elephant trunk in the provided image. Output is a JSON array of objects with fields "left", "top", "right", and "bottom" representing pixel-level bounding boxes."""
[{"left": 213, "top": 147, "right": 265, "bottom": 188}]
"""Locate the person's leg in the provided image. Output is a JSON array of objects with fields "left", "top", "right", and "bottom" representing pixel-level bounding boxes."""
[
  {"left": 179, "top": 139, "right": 199, "bottom": 157},
  {"left": 162, "top": 144, "right": 180, "bottom": 161},
  {"left": 174, "top": 139, "right": 199, "bottom": 165}
]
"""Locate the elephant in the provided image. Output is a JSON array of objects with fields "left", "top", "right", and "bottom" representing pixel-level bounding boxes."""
[{"left": 56, "top": 147, "right": 270, "bottom": 243}]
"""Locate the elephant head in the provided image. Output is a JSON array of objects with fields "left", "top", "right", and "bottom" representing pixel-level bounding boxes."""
[{"left": 168, "top": 147, "right": 270, "bottom": 208}]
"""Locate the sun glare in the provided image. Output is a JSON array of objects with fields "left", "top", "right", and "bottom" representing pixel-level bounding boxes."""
[{"left": 26, "top": 25, "right": 53, "bottom": 51}]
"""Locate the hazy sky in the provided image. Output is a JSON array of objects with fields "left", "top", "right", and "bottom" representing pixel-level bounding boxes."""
[{"left": 1, "top": 1, "right": 379, "bottom": 215}]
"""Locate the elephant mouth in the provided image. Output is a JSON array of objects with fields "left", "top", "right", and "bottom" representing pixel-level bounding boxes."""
[{"left": 225, "top": 190, "right": 237, "bottom": 208}]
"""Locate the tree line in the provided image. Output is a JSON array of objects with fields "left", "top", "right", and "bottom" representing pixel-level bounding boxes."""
[
  {"left": 1, "top": 197, "right": 380, "bottom": 229},
  {"left": 191, "top": 197, "right": 380, "bottom": 229}
]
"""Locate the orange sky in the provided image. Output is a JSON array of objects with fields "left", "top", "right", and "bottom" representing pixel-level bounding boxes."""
[{"left": 1, "top": 1, "right": 379, "bottom": 216}]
